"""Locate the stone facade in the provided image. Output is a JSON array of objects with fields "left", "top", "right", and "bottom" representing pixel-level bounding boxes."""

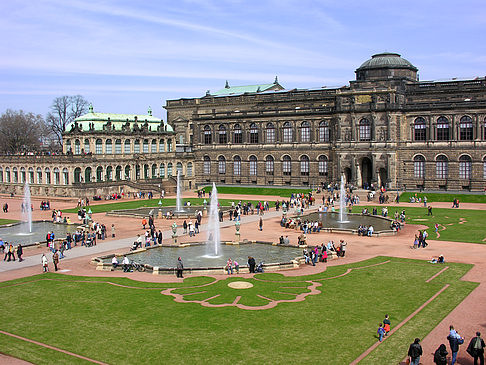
[{"left": 165, "top": 53, "right": 486, "bottom": 191}]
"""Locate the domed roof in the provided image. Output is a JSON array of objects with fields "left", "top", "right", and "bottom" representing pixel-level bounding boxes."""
[{"left": 357, "top": 52, "right": 417, "bottom": 71}]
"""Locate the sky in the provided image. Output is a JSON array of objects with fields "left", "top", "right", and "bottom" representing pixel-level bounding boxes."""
[{"left": 1, "top": 0, "right": 485, "bottom": 119}]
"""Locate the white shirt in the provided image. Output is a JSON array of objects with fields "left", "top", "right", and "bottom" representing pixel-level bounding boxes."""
[{"left": 123, "top": 257, "right": 130, "bottom": 265}]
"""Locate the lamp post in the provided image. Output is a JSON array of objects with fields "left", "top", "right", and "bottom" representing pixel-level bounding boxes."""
[
  {"left": 234, "top": 220, "right": 241, "bottom": 244},
  {"left": 171, "top": 222, "right": 178, "bottom": 245},
  {"left": 158, "top": 199, "right": 163, "bottom": 219}
]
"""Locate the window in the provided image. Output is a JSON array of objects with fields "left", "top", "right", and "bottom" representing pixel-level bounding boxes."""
[
  {"left": 65, "top": 139, "right": 71, "bottom": 153},
  {"left": 143, "top": 139, "right": 149, "bottom": 153},
  {"left": 124, "top": 140, "right": 131, "bottom": 153},
  {"left": 300, "top": 155, "right": 310, "bottom": 176},
  {"left": 233, "top": 156, "right": 241, "bottom": 176},
  {"left": 36, "top": 168, "right": 42, "bottom": 184},
  {"left": 187, "top": 162, "right": 193, "bottom": 177},
  {"left": 6, "top": 167, "right": 11, "bottom": 183},
  {"left": 96, "top": 166, "right": 103, "bottom": 181},
  {"left": 62, "top": 168, "right": 69, "bottom": 185},
  {"left": 218, "top": 156, "right": 226, "bottom": 174},
  {"left": 283, "top": 122, "right": 293, "bottom": 143},
  {"left": 436, "top": 155, "right": 448, "bottom": 179},
  {"left": 125, "top": 166, "right": 131, "bottom": 180},
  {"left": 151, "top": 139, "right": 157, "bottom": 153},
  {"left": 20, "top": 167, "right": 25, "bottom": 183},
  {"left": 151, "top": 164, "right": 157, "bottom": 178},
  {"left": 159, "top": 163, "right": 165, "bottom": 178},
  {"left": 45, "top": 168, "right": 51, "bottom": 184},
  {"left": 318, "top": 155, "right": 328, "bottom": 176},
  {"left": 413, "top": 155, "right": 425, "bottom": 178},
  {"left": 28, "top": 167, "right": 34, "bottom": 184},
  {"left": 233, "top": 124, "right": 242, "bottom": 143},
  {"left": 105, "top": 139, "right": 112, "bottom": 154},
  {"left": 84, "top": 167, "right": 91, "bottom": 183},
  {"left": 484, "top": 119, "right": 486, "bottom": 140},
  {"left": 459, "top": 155, "right": 472, "bottom": 179},
  {"left": 265, "top": 156, "right": 274, "bottom": 175},
  {"left": 218, "top": 125, "right": 227, "bottom": 144},
  {"left": 283, "top": 155, "right": 291, "bottom": 176},
  {"left": 176, "top": 162, "right": 183, "bottom": 175},
  {"left": 134, "top": 139, "right": 140, "bottom": 153},
  {"left": 115, "top": 166, "right": 122, "bottom": 181},
  {"left": 167, "top": 139, "right": 173, "bottom": 152},
  {"left": 359, "top": 118, "right": 371, "bottom": 141},
  {"left": 249, "top": 155, "right": 257, "bottom": 175},
  {"left": 484, "top": 157, "right": 486, "bottom": 179},
  {"left": 319, "top": 121, "right": 329, "bottom": 142},
  {"left": 167, "top": 163, "right": 173, "bottom": 177},
  {"left": 159, "top": 139, "right": 165, "bottom": 152},
  {"left": 203, "top": 157, "right": 211, "bottom": 175},
  {"left": 437, "top": 117, "right": 450, "bottom": 141},
  {"left": 13, "top": 167, "right": 18, "bottom": 183},
  {"left": 249, "top": 123, "right": 259, "bottom": 143},
  {"left": 300, "top": 122, "right": 310, "bottom": 142},
  {"left": 204, "top": 125, "right": 212, "bottom": 144},
  {"left": 266, "top": 123, "right": 275, "bottom": 143},
  {"left": 414, "top": 117, "right": 426, "bottom": 141},
  {"left": 0, "top": 168, "right": 2, "bottom": 183},
  {"left": 459, "top": 116, "right": 473, "bottom": 140},
  {"left": 106, "top": 166, "right": 113, "bottom": 181},
  {"left": 95, "top": 139, "right": 102, "bottom": 154},
  {"left": 84, "top": 139, "right": 90, "bottom": 153},
  {"left": 115, "top": 140, "right": 121, "bottom": 154},
  {"left": 74, "top": 139, "right": 80, "bottom": 155},
  {"left": 54, "top": 168, "right": 60, "bottom": 185}
]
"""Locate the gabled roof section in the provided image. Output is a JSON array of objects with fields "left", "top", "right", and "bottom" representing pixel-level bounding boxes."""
[{"left": 210, "top": 78, "right": 284, "bottom": 96}]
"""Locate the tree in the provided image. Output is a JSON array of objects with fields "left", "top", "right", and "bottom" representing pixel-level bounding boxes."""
[
  {"left": 47, "top": 95, "right": 89, "bottom": 147},
  {"left": 0, "top": 110, "right": 45, "bottom": 153}
]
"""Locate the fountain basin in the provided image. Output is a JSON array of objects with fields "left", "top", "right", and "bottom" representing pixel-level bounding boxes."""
[{"left": 0, "top": 221, "right": 78, "bottom": 246}]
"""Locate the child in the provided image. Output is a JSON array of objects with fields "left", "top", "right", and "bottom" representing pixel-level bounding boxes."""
[
  {"left": 383, "top": 315, "right": 391, "bottom": 336},
  {"left": 377, "top": 323, "right": 386, "bottom": 342}
]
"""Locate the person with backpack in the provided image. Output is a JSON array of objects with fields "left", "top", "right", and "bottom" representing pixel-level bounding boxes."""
[
  {"left": 447, "top": 325, "right": 465, "bottom": 365},
  {"left": 433, "top": 344, "right": 448, "bottom": 365},
  {"left": 408, "top": 338, "right": 423, "bottom": 365},
  {"left": 377, "top": 323, "right": 386, "bottom": 342},
  {"left": 467, "top": 331, "right": 485, "bottom": 365}
]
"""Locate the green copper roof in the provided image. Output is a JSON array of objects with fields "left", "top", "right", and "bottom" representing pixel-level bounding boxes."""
[
  {"left": 211, "top": 80, "right": 283, "bottom": 96},
  {"left": 357, "top": 52, "right": 417, "bottom": 71}
]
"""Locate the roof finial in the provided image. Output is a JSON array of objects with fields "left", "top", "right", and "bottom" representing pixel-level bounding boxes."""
[
  {"left": 274, "top": 76, "right": 279, "bottom": 84},
  {"left": 225, "top": 80, "right": 230, "bottom": 88},
  {"left": 256, "top": 86, "right": 261, "bottom": 92},
  {"left": 148, "top": 106, "right": 152, "bottom": 116},
  {"left": 206, "top": 90, "right": 211, "bottom": 96},
  {"left": 89, "top": 103, "right": 93, "bottom": 113}
]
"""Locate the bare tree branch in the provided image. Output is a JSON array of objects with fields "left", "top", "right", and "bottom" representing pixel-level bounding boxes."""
[{"left": 0, "top": 110, "right": 44, "bottom": 153}]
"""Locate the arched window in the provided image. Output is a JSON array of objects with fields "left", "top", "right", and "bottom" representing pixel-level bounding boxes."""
[
  {"left": 84, "top": 139, "right": 90, "bottom": 154},
  {"left": 283, "top": 155, "right": 292, "bottom": 176},
  {"left": 459, "top": 155, "right": 472, "bottom": 179},
  {"left": 437, "top": 116, "right": 450, "bottom": 141},
  {"left": 265, "top": 155, "right": 274, "bottom": 175},
  {"left": 249, "top": 155, "right": 257, "bottom": 175},
  {"left": 36, "top": 167, "right": 42, "bottom": 184},
  {"left": 283, "top": 122, "right": 293, "bottom": 143},
  {"left": 74, "top": 139, "right": 81, "bottom": 155},
  {"left": 204, "top": 125, "right": 212, "bottom": 144},
  {"left": 54, "top": 168, "right": 60, "bottom": 185},
  {"left": 151, "top": 164, "right": 157, "bottom": 178},
  {"left": 115, "top": 139, "right": 121, "bottom": 154},
  {"left": 115, "top": 166, "right": 122, "bottom": 181},
  {"left": 436, "top": 155, "right": 448, "bottom": 179},
  {"left": 413, "top": 155, "right": 425, "bottom": 178},
  {"left": 0, "top": 168, "right": 3, "bottom": 183},
  {"left": 134, "top": 139, "right": 140, "bottom": 153},
  {"left": 95, "top": 139, "right": 103, "bottom": 154},
  {"left": 151, "top": 139, "right": 157, "bottom": 153},
  {"left": 218, "top": 125, "right": 227, "bottom": 144},
  {"left": 125, "top": 165, "right": 131, "bottom": 180},
  {"left": 176, "top": 162, "right": 183, "bottom": 175},
  {"left": 300, "top": 155, "right": 310, "bottom": 176},
  {"left": 84, "top": 167, "right": 91, "bottom": 183},
  {"left": 105, "top": 139, "right": 112, "bottom": 154},
  {"left": 74, "top": 168, "right": 81, "bottom": 183},
  {"left": 319, "top": 121, "right": 329, "bottom": 142},
  {"left": 106, "top": 166, "right": 113, "bottom": 181},
  {"left": 20, "top": 167, "right": 26, "bottom": 183},
  {"left": 45, "top": 168, "right": 51, "bottom": 184},
  {"left": 6, "top": 167, "right": 11, "bottom": 183},
  {"left": 249, "top": 123, "right": 259, "bottom": 144},
  {"left": 13, "top": 167, "right": 18, "bottom": 183},
  {"left": 143, "top": 139, "right": 149, "bottom": 153},
  {"left": 159, "top": 163, "right": 165, "bottom": 178},
  {"left": 318, "top": 155, "right": 328, "bottom": 176},
  {"left": 459, "top": 116, "right": 473, "bottom": 140},
  {"left": 300, "top": 122, "right": 310, "bottom": 142},
  {"left": 167, "top": 139, "right": 173, "bottom": 152},
  {"left": 65, "top": 139, "right": 72, "bottom": 153},
  {"left": 143, "top": 164, "right": 149, "bottom": 179},
  {"left": 203, "top": 156, "right": 211, "bottom": 175},
  {"left": 187, "top": 162, "right": 193, "bottom": 177},
  {"left": 218, "top": 156, "right": 226, "bottom": 174},
  {"left": 233, "top": 156, "right": 241, "bottom": 176},
  {"left": 28, "top": 167, "right": 34, "bottom": 184},
  {"left": 233, "top": 124, "right": 242, "bottom": 143},
  {"left": 414, "top": 117, "right": 426, "bottom": 141},
  {"left": 62, "top": 168, "right": 69, "bottom": 185},
  {"left": 167, "top": 162, "right": 173, "bottom": 177},
  {"left": 159, "top": 139, "right": 165, "bottom": 152},
  {"left": 266, "top": 123, "right": 275, "bottom": 143},
  {"left": 96, "top": 166, "right": 103, "bottom": 182},
  {"left": 359, "top": 118, "right": 371, "bottom": 141},
  {"left": 124, "top": 140, "right": 131, "bottom": 153}
]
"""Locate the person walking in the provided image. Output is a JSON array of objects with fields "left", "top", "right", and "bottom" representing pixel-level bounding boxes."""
[
  {"left": 408, "top": 338, "right": 423, "bottom": 365},
  {"left": 248, "top": 256, "right": 256, "bottom": 273},
  {"left": 52, "top": 250, "right": 59, "bottom": 271},
  {"left": 259, "top": 217, "right": 263, "bottom": 231},
  {"left": 447, "top": 325, "right": 465, "bottom": 365},
  {"left": 467, "top": 331, "right": 485, "bottom": 365},
  {"left": 111, "top": 224, "right": 115, "bottom": 238},
  {"left": 41, "top": 254, "right": 48, "bottom": 272},
  {"left": 176, "top": 257, "right": 184, "bottom": 278},
  {"left": 16, "top": 244, "right": 23, "bottom": 262},
  {"left": 433, "top": 344, "right": 448, "bottom": 365}
]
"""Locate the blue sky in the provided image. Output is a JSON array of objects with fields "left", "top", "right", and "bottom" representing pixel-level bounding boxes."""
[{"left": 1, "top": 0, "right": 485, "bottom": 119}]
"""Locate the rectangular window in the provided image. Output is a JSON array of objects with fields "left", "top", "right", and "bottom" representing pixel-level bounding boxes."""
[
  {"left": 218, "top": 160, "right": 226, "bottom": 174},
  {"left": 437, "top": 126, "right": 449, "bottom": 141},
  {"left": 96, "top": 144, "right": 102, "bottom": 154},
  {"left": 265, "top": 160, "right": 274, "bottom": 175},
  {"left": 436, "top": 162, "right": 448, "bottom": 179},
  {"left": 143, "top": 142, "right": 149, "bottom": 153},
  {"left": 167, "top": 140, "right": 173, "bottom": 152},
  {"left": 414, "top": 161, "right": 425, "bottom": 178},
  {"left": 283, "top": 161, "right": 291, "bottom": 176},
  {"left": 266, "top": 128, "right": 275, "bottom": 143},
  {"left": 151, "top": 143, "right": 156, "bottom": 153},
  {"left": 300, "top": 161, "right": 309, "bottom": 176},
  {"left": 124, "top": 142, "right": 131, "bottom": 154},
  {"left": 159, "top": 140, "right": 165, "bottom": 152},
  {"left": 359, "top": 125, "right": 371, "bottom": 141},
  {"left": 106, "top": 143, "right": 112, "bottom": 154},
  {"left": 115, "top": 142, "right": 121, "bottom": 154},
  {"left": 318, "top": 160, "right": 328, "bottom": 176},
  {"left": 234, "top": 160, "right": 241, "bottom": 175},
  {"left": 283, "top": 128, "right": 292, "bottom": 143},
  {"left": 319, "top": 126, "right": 329, "bottom": 142},
  {"left": 459, "top": 162, "right": 471, "bottom": 179},
  {"left": 414, "top": 125, "right": 426, "bottom": 141},
  {"left": 203, "top": 161, "right": 211, "bottom": 175},
  {"left": 234, "top": 131, "right": 242, "bottom": 144},
  {"left": 219, "top": 132, "right": 227, "bottom": 144},
  {"left": 301, "top": 128, "right": 310, "bottom": 142},
  {"left": 249, "top": 161, "right": 257, "bottom": 175}
]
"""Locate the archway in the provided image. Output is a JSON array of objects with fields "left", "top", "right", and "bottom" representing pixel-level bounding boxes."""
[
  {"left": 378, "top": 168, "right": 387, "bottom": 188},
  {"left": 361, "top": 157, "right": 372, "bottom": 189},
  {"left": 344, "top": 167, "right": 352, "bottom": 184}
]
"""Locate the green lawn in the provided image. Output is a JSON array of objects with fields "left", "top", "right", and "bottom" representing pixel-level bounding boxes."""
[
  {"left": 0, "top": 257, "right": 476, "bottom": 364},
  {"left": 201, "top": 186, "right": 312, "bottom": 197},
  {"left": 0, "top": 219, "right": 18, "bottom": 226},
  {"left": 399, "top": 192, "right": 486, "bottom": 204},
  {"left": 351, "top": 205, "right": 486, "bottom": 244},
  {"left": 63, "top": 198, "right": 278, "bottom": 214}
]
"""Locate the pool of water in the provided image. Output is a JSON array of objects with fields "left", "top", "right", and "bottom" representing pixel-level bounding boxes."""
[
  {"left": 108, "top": 243, "right": 302, "bottom": 268},
  {"left": 0, "top": 221, "right": 78, "bottom": 246},
  {"left": 300, "top": 211, "right": 392, "bottom": 231}
]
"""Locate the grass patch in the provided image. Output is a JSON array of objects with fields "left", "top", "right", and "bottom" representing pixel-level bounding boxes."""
[
  {"left": 0, "top": 218, "right": 18, "bottom": 226},
  {"left": 0, "top": 257, "right": 476, "bottom": 364},
  {"left": 352, "top": 205, "right": 486, "bottom": 244},
  {"left": 399, "top": 192, "right": 486, "bottom": 204},
  {"left": 201, "top": 186, "right": 312, "bottom": 197}
]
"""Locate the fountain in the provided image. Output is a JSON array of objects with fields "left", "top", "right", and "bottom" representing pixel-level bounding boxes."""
[
  {"left": 21, "top": 181, "right": 32, "bottom": 234},
  {"left": 175, "top": 171, "right": 184, "bottom": 213},
  {"left": 338, "top": 175, "right": 348, "bottom": 223},
  {"left": 206, "top": 183, "right": 221, "bottom": 256}
]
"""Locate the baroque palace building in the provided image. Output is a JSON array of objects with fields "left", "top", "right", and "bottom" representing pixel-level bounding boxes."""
[
  {"left": 166, "top": 52, "right": 486, "bottom": 192},
  {"left": 0, "top": 52, "right": 485, "bottom": 197}
]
